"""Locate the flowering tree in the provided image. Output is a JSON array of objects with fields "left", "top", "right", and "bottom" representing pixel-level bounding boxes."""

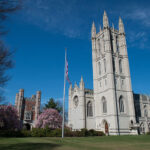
[
  {"left": 36, "top": 108, "right": 62, "bottom": 129},
  {"left": 0, "top": 105, "right": 20, "bottom": 130}
]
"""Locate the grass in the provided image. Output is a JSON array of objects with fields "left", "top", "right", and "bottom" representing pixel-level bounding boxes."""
[{"left": 0, "top": 135, "right": 150, "bottom": 150}]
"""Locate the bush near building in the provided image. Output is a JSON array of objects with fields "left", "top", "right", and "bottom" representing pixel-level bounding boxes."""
[{"left": 0, "top": 128, "right": 105, "bottom": 137}]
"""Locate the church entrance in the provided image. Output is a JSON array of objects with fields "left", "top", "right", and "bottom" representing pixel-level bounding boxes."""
[
  {"left": 102, "top": 120, "right": 109, "bottom": 135},
  {"left": 105, "top": 122, "right": 109, "bottom": 134}
]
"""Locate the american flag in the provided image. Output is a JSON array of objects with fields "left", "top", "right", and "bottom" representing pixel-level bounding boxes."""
[{"left": 65, "top": 56, "right": 71, "bottom": 84}]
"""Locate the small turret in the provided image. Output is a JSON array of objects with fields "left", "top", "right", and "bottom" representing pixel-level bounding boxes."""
[
  {"left": 74, "top": 82, "right": 78, "bottom": 89},
  {"left": 91, "top": 22, "right": 96, "bottom": 38},
  {"left": 103, "top": 11, "right": 109, "bottom": 28},
  {"left": 80, "top": 76, "right": 84, "bottom": 90},
  {"left": 19, "top": 89, "right": 24, "bottom": 97},
  {"left": 15, "top": 93, "right": 19, "bottom": 107},
  {"left": 119, "top": 17, "right": 125, "bottom": 34},
  {"left": 36, "top": 91, "right": 41, "bottom": 100},
  {"left": 35, "top": 91, "right": 41, "bottom": 122}
]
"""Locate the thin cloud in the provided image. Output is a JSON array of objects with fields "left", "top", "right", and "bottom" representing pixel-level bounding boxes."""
[
  {"left": 21, "top": 0, "right": 86, "bottom": 38},
  {"left": 16, "top": 0, "right": 150, "bottom": 49},
  {"left": 125, "top": 8, "right": 150, "bottom": 27}
]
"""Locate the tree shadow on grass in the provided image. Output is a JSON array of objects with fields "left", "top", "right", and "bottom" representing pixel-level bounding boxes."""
[{"left": 0, "top": 143, "right": 60, "bottom": 150}]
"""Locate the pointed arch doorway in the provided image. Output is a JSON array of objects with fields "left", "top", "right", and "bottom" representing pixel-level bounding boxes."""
[
  {"left": 105, "top": 121, "right": 109, "bottom": 134},
  {"left": 102, "top": 120, "right": 109, "bottom": 134}
]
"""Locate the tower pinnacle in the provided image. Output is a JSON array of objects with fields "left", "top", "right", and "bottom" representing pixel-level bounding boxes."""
[
  {"left": 119, "top": 17, "right": 125, "bottom": 34},
  {"left": 103, "top": 11, "right": 109, "bottom": 28},
  {"left": 80, "top": 76, "right": 84, "bottom": 90},
  {"left": 91, "top": 22, "right": 96, "bottom": 38}
]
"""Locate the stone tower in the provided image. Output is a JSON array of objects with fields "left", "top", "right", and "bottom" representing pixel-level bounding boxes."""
[
  {"left": 91, "top": 11, "right": 137, "bottom": 135},
  {"left": 15, "top": 89, "right": 41, "bottom": 129}
]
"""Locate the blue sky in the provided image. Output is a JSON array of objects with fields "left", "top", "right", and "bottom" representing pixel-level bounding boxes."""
[{"left": 1, "top": 0, "right": 150, "bottom": 107}]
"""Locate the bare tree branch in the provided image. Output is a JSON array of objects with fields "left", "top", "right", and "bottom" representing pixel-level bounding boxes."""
[{"left": 0, "top": 0, "right": 22, "bottom": 103}]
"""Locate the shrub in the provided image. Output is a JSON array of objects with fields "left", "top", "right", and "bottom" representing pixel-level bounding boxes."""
[
  {"left": 0, "top": 128, "right": 105, "bottom": 137},
  {"left": 21, "top": 130, "right": 31, "bottom": 137},
  {"left": 50, "top": 128, "right": 61, "bottom": 137},
  {"left": 80, "top": 128, "right": 89, "bottom": 136},
  {"left": 146, "top": 132, "right": 150, "bottom": 135},
  {"left": 31, "top": 128, "right": 46, "bottom": 137},
  {"left": 97, "top": 131, "right": 105, "bottom": 136},
  {"left": 0, "top": 130, "right": 23, "bottom": 137},
  {"left": 88, "top": 129, "right": 98, "bottom": 136}
]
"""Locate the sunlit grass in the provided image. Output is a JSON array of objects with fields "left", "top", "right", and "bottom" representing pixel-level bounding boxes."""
[{"left": 0, "top": 135, "right": 150, "bottom": 150}]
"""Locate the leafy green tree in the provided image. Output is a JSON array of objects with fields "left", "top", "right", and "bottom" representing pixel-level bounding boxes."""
[{"left": 44, "top": 98, "right": 62, "bottom": 113}]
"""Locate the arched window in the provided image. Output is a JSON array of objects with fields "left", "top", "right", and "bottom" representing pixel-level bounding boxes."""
[
  {"left": 102, "top": 97, "right": 107, "bottom": 113},
  {"left": 73, "top": 96, "right": 79, "bottom": 107},
  {"left": 144, "top": 106, "right": 148, "bottom": 117},
  {"left": 144, "top": 109, "right": 148, "bottom": 117},
  {"left": 119, "top": 59, "right": 122, "bottom": 73},
  {"left": 116, "top": 37, "right": 119, "bottom": 51},
  {"left": 104, "top": 59, "right": 106, "bottom": 73},
  {"left": 98, "top": 62, "right": 101, "bottom": 75},
  {"left": 119, "top": 96, "right": 124, "bottom": 113},
  {"left": 87, "top": 101, "right": 93, "bottom": 117}
]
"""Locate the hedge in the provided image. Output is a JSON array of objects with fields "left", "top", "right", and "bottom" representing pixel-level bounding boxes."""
[{"left": 0, "top": 128, "right": 105, "bottom": 137}]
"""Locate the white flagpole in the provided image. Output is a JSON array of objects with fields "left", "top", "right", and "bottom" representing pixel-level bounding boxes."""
[{"left": 62, "top": 48, "right": 67, "bottom": 138}]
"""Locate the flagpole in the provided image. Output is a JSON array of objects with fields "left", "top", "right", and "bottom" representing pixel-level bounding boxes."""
[{"left": 62, "top": 48, "right": 67, "bottom": 138}]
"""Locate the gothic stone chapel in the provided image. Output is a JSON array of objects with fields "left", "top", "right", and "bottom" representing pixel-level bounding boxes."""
[{"left": 68, "top": 11, "right": 150, "bottom": 135}]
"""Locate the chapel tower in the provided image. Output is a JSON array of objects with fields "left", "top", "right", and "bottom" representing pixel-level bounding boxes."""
[{"left": 91, "top": 11, "right": 137, "bottom": 135}]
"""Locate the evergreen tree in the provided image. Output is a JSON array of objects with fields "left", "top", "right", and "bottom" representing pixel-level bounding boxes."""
[{"left": 44, "top": 98, "right": 62, "bottom": 113}]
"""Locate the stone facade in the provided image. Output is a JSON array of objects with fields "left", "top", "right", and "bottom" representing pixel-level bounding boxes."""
[
  {"left": 15, "top": 89, "right": 41, "bottom": 130},
  {"left": 68, "top": 11, "right": 150, "bottom": 135},
  {"left": 133, "top": 94, "right": 150, "bottom": 134}
]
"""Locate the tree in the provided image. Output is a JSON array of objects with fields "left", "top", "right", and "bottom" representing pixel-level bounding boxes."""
[
  {"left": 0, "top": 42, "right": 13, "bottom": 102},
  {"left": 0, "top": 0, "right": 21, "bottom": 103},
  {"left": 0, "top": 105, "right": 21, "bottom": 130},
  {"left": 44, "top": 98, "right": 68, "bottom": 122},
  {"left": 45, "top": 98, "right": 62, "bottom": 113},
  {"left": 35, "top": 108, "right": 62, "bottom": 129},
  {"left": 0, "top": 0, "right": 21, "bottom": 34}
]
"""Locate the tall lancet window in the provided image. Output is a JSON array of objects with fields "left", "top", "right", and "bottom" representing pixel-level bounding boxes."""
[
  {"left": 119, "top": 59, "right": 122, "bottom": 73},
  {"left": 87, "top": 101, "right": 93, "bottom": 117},
  {"left": 104, "top": 59, "right": 106, "bottom": 73},
  {"left": 98, "top": 62, "right": 101, "bottom": 75},
  {"left": 144, "top": 105, "right": 148, "bottom": 117},
  {"left": 99, "top": 39, "right": 101, "bottom": 55},
  {"left": 119, "top": 96, "right": 124, "bottom": 113},
  {"left": 116, "top": 37, "right": 119, "bottom": 51},
  {"left": 102, "top": 97, "right": 107, "bottom": 113}
]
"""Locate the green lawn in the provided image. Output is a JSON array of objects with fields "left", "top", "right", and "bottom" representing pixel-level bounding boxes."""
[{"left": 0, "top": 136, "right": 150, "bottom": 150}]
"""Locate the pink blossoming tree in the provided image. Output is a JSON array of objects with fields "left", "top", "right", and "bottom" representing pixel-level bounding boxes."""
[
  {"left": 0, "top": 105, "right": 20, "bottom": 130},
  {"left": 36, "top": 108, "right": 62, "bottom": 129}
]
